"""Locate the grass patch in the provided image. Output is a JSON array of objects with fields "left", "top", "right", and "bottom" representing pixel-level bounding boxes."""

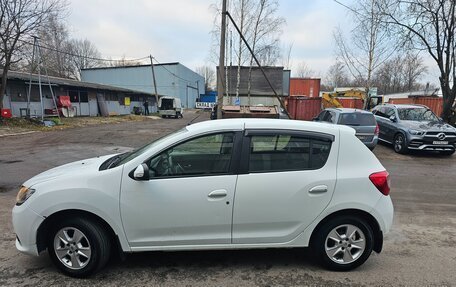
[{"left": 0, "top": 114, "right": 156, "bottom": 133}]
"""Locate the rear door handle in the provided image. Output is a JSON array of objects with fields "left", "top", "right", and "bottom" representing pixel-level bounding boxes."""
[
  {"left": 208, "top": 189, "right": 227, "bottom": 199},
  {"left": 309, "top": 185, "right": 328, "bottom": 194}
]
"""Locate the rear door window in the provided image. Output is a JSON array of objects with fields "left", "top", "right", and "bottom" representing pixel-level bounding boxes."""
[
  {"left": 248, "top": 133, "right": 332, "bottom": 173},
  {"left": 339, "top": 113, "right": 376, "bottom": 126}
]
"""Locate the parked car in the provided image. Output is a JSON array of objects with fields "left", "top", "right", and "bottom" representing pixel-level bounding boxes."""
[
  {"left": 314, "top": 108, "right": 379, "bottom": 150},
  {"left": 158, "top": 96, "right": 183, "bottom": 118},
  {"left": 372, "top": 104, "right": 456, "bottom": 155},
  {"left": 13, "top": 119, "right": 393, "bottom": 277}
]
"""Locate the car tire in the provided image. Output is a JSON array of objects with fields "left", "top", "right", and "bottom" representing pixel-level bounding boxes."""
[
  {"left": 393, "top": 133, "right": 408, "bottom": 154},
  {"left": 47, "top": 217, "right": 111, "bottom": 278},
  {"left": 439, "top": 150, "right": 455, "bottom": 156},
  {"left": 312, "top": 216, "right": 374, "bottom": 271}
]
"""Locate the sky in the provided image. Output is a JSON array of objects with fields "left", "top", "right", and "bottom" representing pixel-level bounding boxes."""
[{"left": 66, "top": 0, "right": 437, "bottom": 84}]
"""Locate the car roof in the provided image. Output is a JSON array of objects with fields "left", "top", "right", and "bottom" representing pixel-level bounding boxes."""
[
  {"left": 186, "top": 118, "right": 352, "bottom": 135},
  {"left": 325, "top": 108, "right": 373, "bottom": 114},
  {"left": 382, "top": 103, "right": 427, "bottom": 109}
]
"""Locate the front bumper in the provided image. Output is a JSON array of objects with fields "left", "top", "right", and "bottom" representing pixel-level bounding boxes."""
[
  {"left": 407, "top": 135, "right": 456, "bottom": 151},
  {"left": 12, "top": 205, "right": 45, "bottom": 256}
]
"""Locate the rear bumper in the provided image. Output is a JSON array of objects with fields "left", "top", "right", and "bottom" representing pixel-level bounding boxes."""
[{"left": 371, "top": 195, "right": 394, "bottom": 234}]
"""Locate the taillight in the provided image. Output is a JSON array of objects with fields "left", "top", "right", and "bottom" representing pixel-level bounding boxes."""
[
  {"left": 369, "top": 171, "right": 390, "bottom": 195},
  {"left": 374, "top": 124, "right": 379, "bottom": 136}
]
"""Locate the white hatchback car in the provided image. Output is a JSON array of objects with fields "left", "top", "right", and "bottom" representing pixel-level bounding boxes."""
[{"left": 12, "top": 119, "right": 393, "bottom": 277}]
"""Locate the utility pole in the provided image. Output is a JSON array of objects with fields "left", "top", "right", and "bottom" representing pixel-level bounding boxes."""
[
  {"left": 149, "top": 55, "right": 159, "bottom": 111},
  {"left": 217, "top": 0, "right": 227, "bottom": 119}
]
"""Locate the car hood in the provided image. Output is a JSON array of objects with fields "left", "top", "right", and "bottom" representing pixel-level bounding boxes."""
[
  {"left": 400, "top": 120, "right": 456, "bottom": 132},
  {"left": 23, "top": 154, "right": 117, "bottom": 187}
]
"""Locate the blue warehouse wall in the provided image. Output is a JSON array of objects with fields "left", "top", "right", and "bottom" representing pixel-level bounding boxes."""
[{"left": 81, "top": 64, "right": 204, "bottom": 108}]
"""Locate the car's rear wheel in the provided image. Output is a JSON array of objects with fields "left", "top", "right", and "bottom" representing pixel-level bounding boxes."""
[
  {"left": 48, "top": 217, "right": 111, "bottom": 278},
  {"left": 393, "top": 133, "right": 408, "bottom": 154},
  {"left": 313, "top": 216, "right": 374, "bottom": 271}
]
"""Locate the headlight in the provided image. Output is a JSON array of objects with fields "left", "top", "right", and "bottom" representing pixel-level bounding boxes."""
[
  {"left": 409, "top": 129, "right": 424, "bottom": 136},
  {"left": 16, "top": 186, "right": 35, "bottom": 206}
]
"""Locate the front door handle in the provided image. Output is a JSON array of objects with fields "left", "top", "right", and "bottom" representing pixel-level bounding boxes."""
[
  {"left": 208, "top": 189, "right": 227, "bottom": 199},
  {"left": 309, "top": 185, "right": 328, "bottom": 194}
]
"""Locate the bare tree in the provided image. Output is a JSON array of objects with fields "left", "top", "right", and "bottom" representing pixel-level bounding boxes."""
[
  {"left": 246, "top": 0, "right": 284, "bottom": 103},
  {"left": 0, "top": 0, "right": 64, "bottom": 108},
  {"left": 372, "top": 52, "right": 427, "bottom": 94},
  {"left": 294, "top": 61, "right": 314, "bottom": 78},
  {"left": 325, "top": 61, "right": 351, "bottom": 90},
  {"left": 334, "top": 0, "right": 397, "bottom": 107},
  {"left": 67, "top": 38, "right": 102, "bottom": 79},
  {"left": 196, "top": 65, "right": 216, "bottom": 92},
  {"left": 378, "top": 0, "right": 456, "bottom": 123},
  {"left": 281, "top": 42, "right": 293, "bottom": 70},
  {"left": 210, "top": 0, "right": 284, "bottom": 103}
]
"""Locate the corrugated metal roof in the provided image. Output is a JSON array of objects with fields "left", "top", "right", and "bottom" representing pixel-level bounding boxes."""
[
  {"left": 81, "top": 63, "right": 180, "bottom": 71},
  {"left": 5, "top": 70, "right": 153, "bottom": 95}
]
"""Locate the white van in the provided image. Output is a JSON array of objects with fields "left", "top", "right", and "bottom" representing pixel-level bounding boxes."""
[{"left": 158, "top": 97, "right": 183, "bottom": 118}]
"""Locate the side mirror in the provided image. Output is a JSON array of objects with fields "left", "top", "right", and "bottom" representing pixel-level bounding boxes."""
[
  {"left": 132, "top": 163, "right": 150, "bottom": 181},
  {"left": 389, "top": 115, "right": 397, "bottom": 122}
]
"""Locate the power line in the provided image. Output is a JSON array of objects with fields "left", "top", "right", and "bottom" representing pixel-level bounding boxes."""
[
  {"left": 333, "top": 0, "right": 362, "bottom": 16},
  {"left": 17, "top": 38, "right": 150, "bottom": 63},
  {"left": 151, "top": 56, "right": 197, "bottom": 85}
]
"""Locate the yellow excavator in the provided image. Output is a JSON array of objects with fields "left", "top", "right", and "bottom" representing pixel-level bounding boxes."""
[{"left": 321, "top": 89, "right": 383, "bottom": 110}]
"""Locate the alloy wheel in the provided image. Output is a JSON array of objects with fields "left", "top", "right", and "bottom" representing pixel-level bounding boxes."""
[
  {"left": 325, "top": 224, "right": 366, "bottom": 264},
  {"left": 53, "top": 227, "right": 92, "bottom": 270}
]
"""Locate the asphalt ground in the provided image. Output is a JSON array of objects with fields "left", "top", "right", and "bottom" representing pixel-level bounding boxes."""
[{"left": 1, "top": 110, "right": 455, "bottom": 286}]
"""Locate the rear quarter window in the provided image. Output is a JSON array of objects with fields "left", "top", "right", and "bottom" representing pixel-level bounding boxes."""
[{"left": 338, "top": 113, "right": 376, "bottom": 126}]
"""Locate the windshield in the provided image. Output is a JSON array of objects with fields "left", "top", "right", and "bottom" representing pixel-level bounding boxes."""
[
  {"left": 339, "top": 113, "right": 376, "bottom": 126},
  {"left": 105, "top": 127, "right": 188, "bottom": 168},
  {"left": 397, "top": 108, "right": 439, "bottom": 122}
]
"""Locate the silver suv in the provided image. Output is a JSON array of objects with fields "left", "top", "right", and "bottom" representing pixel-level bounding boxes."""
[
  {"left": 314, "top": 108, "right": 379, "bottom": 150},
  {"left": 372, "top": 104, "right": 456, "bottom": 155}
]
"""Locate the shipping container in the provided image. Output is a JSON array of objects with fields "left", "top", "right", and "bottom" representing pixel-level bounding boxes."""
[
  {"left": 337, "top": 97, "right": 364, "bottom": 109},
  {"left": 387, "top": 96, "right": 443, "bottom": 116},
  {"left": 287, "top": 96, "right": 322, "bottom": 121},
  {"left": 289, "top": 78, "right": 321, "bottom": 97},
  {"left": 414, "top": 97, "right": 443, "bottom": 116},
  {"left": 387, "top": 98, "right": 415, "bottom": 105}
]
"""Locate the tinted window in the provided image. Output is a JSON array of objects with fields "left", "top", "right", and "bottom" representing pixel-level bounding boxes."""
[
  {"left": 148, "top": 133, "right": 234, "bottom": 177},
  {"left": 339, "top": 113, "right": 376, "bottom": 126},
  {"left": 374, "top": 106, "right": 394, "bottom": 118},
  {"left": 249, "top": 134, "right": 331, "bottom": 173},
  {"left": 397, "top": 108, "right": 438, "bottom": 121},
  {"left": 322, "top": 111, "right": 335, "bottom": 123}
]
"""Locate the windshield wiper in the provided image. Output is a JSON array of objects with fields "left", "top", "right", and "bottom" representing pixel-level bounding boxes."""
[{"left": 107, "top": 153, "right": 128, "bottom": 169}]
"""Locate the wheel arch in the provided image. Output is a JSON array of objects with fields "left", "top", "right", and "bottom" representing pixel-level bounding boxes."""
[
  {"left": 36, "top": 209, "right": 123, "bottom": 256},
  {"left": 309, "top": 209, "right": 383, "bottom": 253}
]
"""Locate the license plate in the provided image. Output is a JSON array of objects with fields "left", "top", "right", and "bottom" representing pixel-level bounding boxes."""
[
  {"left": 433, "top": 141, "right": 448, "bottom": 145},
  {"left": 356, "top": 136, "right": 366, "bottom": 140}
]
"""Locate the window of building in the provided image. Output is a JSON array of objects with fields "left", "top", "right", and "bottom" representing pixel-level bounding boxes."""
[
  {"left": 248, "top": 134, "right": 331, "bottom": 173},
  {"left": 79, "top": 91, "right": 89, "bottom": 103},
  {"left": 69, "top": 91, "right": 79, "bottom": 103},
  {"left": 147, "top": 133, "right": 234, "bottom": 177}
]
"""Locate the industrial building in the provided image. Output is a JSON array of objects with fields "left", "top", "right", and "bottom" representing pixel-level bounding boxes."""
[
  {"left": 217, "top": 66, "right": 290, "bottom": 106},
  {"left": 81, "top": 63, "right": 205, "bottom": 109},
  {"left": 1, "top": 70, "right": 153, "bottom": 117}
]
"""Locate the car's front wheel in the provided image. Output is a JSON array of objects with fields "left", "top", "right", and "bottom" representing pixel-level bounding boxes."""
[
  {"left": 48, "top": 217, "right": 111, "bottom": 278},
  {"left": 393, "top": 133, "right": 408, "bottom": 154},
  {"left": 312, "top": 216, "right": 374, "bottom": 271}
]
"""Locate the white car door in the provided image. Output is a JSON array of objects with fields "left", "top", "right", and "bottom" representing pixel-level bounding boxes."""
[
  {"left": 120, "top": 132, "right": 240, "bottom": 248},
  {"left": 232, "top": 130, "right": 338, "bottom": 244}
]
